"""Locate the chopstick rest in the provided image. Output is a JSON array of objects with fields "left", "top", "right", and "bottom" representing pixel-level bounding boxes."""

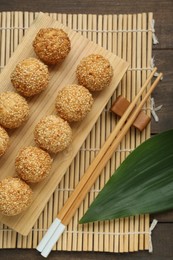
[
  {"left": 111, "top": 95, "right": 151, "bottom": 131},
  {"left": 36, "top": 68, "right": 162, "bottom": 258}
]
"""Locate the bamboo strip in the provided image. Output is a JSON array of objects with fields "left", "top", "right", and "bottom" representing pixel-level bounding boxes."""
[
  {"left": 117, "top": 14, "right": 124, "bottom": 253},
  {"left": 107, "top": 15, "right": 115, "bottom": 252},
  {"left": 0, "top": 12, "right": 6, "bottom": 73},
  {"left": 89, "top": 14, "right": 100, "bottom": 252},
  {"left": 112, "top": 13, "right": 119, "bottom": 253},
  {"left": 97, "top": 14, "right": 105, "bottom": 252},
  {"left": 67, "top": 165, "right": 74, "bottom": 251},
  {"left": 136, "top": 11, "right": 143, "bottom": 250},
  {"left": 144, "top": 12, "right": 154, "bottom": 250},
  {"left": 139, "top": 12, "right": 147, "bottom": 250},
  {"left": 5, "top": 12, "right": 10, "bottom": 64},
  {"left": 102, "top": 14, "right": 110, "bottom": 253},
  {"left": 76, "top": 154, "right": 83, "bottom": 251},
  {"left": 9, "top": 12, "right": 13, "bottom": 61},
  {"left": 131, "top": 14, "right": 139, "bottom": 251},
  {"left": 111, "top": 14, "right": 119, "bottom": 253},
  {"left": 127, "top": 14, "right": 135, "bottom": 252},
  {"left": 121, "top": 14, "right": 129, "bottom": 253}
]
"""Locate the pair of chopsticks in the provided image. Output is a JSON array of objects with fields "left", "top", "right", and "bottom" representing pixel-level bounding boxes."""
[{"left": 37, "top": 68, "right": 162, "bottom": 258}]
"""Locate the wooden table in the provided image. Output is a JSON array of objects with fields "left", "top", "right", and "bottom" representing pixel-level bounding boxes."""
[{"left": 0, "top": 1, "right": 173, "bottom": 259}]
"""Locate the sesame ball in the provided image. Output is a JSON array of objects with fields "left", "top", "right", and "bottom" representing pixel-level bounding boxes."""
[
  {"left": 15, "top": 146, "right": 53, "bottom": 183},
  {"left": 0, "top": 91, "right": 29, "bottom": 129},
  {"left": 55, "top": 84, "right": 94, "bottom": 122},
  {"left": 0, "top": 177, "right": 33, "bottom": 216},
  {"left": 34, "top": 115, "right": 72, "bottom": 153},
  {"left": 0, "top": 126, "right": 10, "bottom": 156},
  {"left": 76, "top": 54, "right": 113, "bottom": 91},
  {"left": 33, "top": 28, "right": 71, "bottom": 65},
  {"left": 11, "top": 57, "right": 49, "bottom": 97}
]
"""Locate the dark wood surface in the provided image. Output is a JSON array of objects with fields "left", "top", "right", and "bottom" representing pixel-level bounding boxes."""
[{"left": 0, "top": 0, "right": 173, "bottom": 259}]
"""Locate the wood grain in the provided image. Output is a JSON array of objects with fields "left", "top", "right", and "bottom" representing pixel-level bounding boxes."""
[{"left": 0, "top": 12, "right": 128, "bottom": 235}]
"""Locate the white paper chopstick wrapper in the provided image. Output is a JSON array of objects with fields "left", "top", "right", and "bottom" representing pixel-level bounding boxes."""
[{"left": 36, "top": 218, "right": 66, "bottom": 257}]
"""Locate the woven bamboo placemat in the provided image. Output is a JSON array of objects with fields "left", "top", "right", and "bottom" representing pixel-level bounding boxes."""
[{"left": 0, "top": 11, "right": 155, "bottom": 252}]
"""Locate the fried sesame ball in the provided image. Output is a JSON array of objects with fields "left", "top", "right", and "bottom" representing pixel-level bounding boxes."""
[
  {"left": 55, "top": 84, "right": 94, "bottom": 122},
  {"left": 0, "top": 126, "right": 10, "bottom": 156},
  {"left": 15, "top": 146, "right": 53, "bottom": 183},
  {"left": 76, "top": 54, "right": 113, "bottom": 91},
  {"left": 33, "top": 28, "right": 71, "bottom": 65},
  {"left": 0, "top": 91, "right": 29, "bottom": 129},
  {"left": 0, "top": 177, "right": 33, "bottom": 216},
  {"left": 34, "top": 115, "right": 72, "bottom": 153},
  {"left": 11, "top": 57, "right": 49, "bottom": 97}
]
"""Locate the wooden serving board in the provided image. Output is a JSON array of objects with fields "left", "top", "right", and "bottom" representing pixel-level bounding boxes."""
[{"left": 0, "top": 12, "right": 129, "bottom": 235}]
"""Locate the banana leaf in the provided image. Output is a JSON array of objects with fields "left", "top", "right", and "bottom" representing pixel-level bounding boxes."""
[{"left": 79, "top": 129, "right": 173, "bottom": 224}]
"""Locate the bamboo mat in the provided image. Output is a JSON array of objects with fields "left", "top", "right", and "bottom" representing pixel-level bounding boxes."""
[{"left": 0, "top": 11, "right": 154, "bottom": 252}]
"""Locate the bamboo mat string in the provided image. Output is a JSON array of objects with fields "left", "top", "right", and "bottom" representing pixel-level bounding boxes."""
[{"left": 0, "top": 11, "right": 154, "bottom": 253}]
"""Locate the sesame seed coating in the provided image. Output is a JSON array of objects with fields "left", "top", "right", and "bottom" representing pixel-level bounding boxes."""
[
  {"left": 34, "top": 115, "right": 72, "bottom": 153},
  {"left": 15, "top": 146, "right": 53, "bottom": 183},
  {"left": 0, "top": 177, "right": 33, "bottom": 216},
  {"left": 11, "top": 57, "right": 49, "bottom": 97},
  {"left": 55, "top": 84, "right": 94, "bottom": 122},
  {"left": 0, "top": 126, "right": 10, "bottom": 156},
  {"left": 33, "top": 28, "right": 71, "bottom": 65},
  {"left": 0, "top": 91, "right": 29, "bottom": 129},
  {"left": 76, "top": 54, "right": 113, "bottom": 91}
]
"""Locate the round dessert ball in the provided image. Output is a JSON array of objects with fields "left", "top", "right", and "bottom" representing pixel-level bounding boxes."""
[
  {"left": 55, "top": 84, "right": 94, "bottom": 122},
  {"left": 0, "top": 91, "right": 29, "bottom": 129},
  {"left": 76, "top": 54, "right": 113, "bottom": 91},
  {"left": 34, "top": 115, "right": 72, "bottom": 153},
  {"left": 0, "top": 177, "right": 33, "bottom": 216},
  {"left": 15, "top": 146, "right": 53, "bottom": 183},
  {"left": 11, "top": 57, "right": 49, "bottom": 97},
  {"left": 33, "top": 28, "right": 71, "bottom": 65},
  {"left": 0, "top": 126, "right": 10, "bottom": 156}
]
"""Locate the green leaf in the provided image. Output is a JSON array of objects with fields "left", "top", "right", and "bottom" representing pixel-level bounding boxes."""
[{"left": 79, "top": 129, "right": 173, "bottom": 224}]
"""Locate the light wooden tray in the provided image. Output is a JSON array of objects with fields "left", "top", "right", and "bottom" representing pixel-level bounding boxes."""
[
  {"left": 0, "top": 11, "right": 154, "bottom": 253},
  {"left": 0, "top": 12, "right": 128, "bottom": 234}
]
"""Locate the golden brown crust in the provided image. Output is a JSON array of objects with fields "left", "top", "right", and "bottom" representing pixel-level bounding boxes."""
[
  {"left": 0, "top": 126, "right": 10, "bottom": 156},
  {"left": 11, "top": 57, "right": 49, "bottom": 97},
  {"left": 33, "top": 28, "right": 71, "bottom": 65},
  {"left": 15, "top": 146, "right": 53, "bottom": 183},
  {"left": 0, "top": 91, "right": 29, "bottom": 129},
  {"left": 0, "top": 177, "right": 33, "bottom": 216},
  {"left": 55, "top": 84, "right": 94, "bottom": 122},
  {"left": 34, "top": 115, "right": 72, "bottom": 153},
  {"left": 76, "top": 54, "right": 113, "bottom": 91}
]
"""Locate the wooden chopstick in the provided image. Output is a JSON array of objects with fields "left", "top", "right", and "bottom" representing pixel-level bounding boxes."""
[
  {"left": 59, "top": 72, "right": 163, "bottom": 225},
  {"left": 37, "top": 69, "right": 162, "bottom": 257},
  {"left": 57, "top": 67, "right": 158, "bottom": 223}
]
